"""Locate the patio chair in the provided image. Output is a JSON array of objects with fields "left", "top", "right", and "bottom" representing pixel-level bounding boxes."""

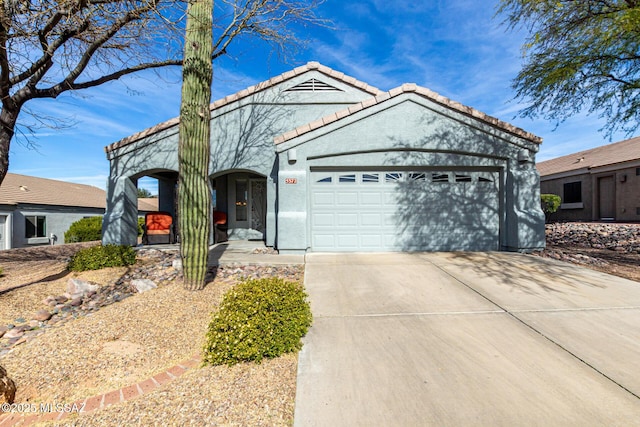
[
  {"left": 213, "top": 210, "right": 228, "bottom": 244},
  {"left": 142, "top": 211, "right": 175, "bottom": 245}
]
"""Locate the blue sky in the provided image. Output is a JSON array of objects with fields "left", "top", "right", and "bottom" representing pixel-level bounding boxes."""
[{"left": 9, "top": 0, "right": 633, "bottom": 194}]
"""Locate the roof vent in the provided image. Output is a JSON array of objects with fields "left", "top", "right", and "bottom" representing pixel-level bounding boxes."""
[
  {"left": 19, "top": 185, "right": 29, "bottom": 192},
  {"left": 286, "top": 79, "right": 342, "bottom": 92}
]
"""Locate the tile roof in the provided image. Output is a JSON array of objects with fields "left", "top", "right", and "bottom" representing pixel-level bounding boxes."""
[
  {"left": 137, "top": 197, "right": 159, "bottom": 211},
  {"left": 0, "top": 173, "right": 106, "bottom": 208},
  {"left": 0, "top": 173, "right": 156, "bottom": 212},
  {"left": 105, "top": 62, "right": 383, "bottom": 154},
  {"left": 537, "top": 136, "right": 640, "bottom": 176},
  {"left": 274, "top": 83, "right": 542, "bottom": 145}
]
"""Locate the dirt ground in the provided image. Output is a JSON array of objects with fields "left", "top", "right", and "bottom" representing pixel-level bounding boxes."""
[
  {"left": 0, "top": 243, "right": 300, "bottom": 426},
  {"left": 541, "top": 244, "right": 640, "bottom": 283}
]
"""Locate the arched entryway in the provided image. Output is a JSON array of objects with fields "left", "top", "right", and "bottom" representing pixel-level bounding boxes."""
[{"left": 211, "top": 170, "right": 267, "bottom": 241}]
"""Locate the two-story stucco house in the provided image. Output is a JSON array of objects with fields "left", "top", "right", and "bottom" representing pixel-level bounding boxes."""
[{"left": 103, "top": 62, "right": 545, "bottom": 253}]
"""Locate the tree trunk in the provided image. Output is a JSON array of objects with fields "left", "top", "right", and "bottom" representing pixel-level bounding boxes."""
[
  {"left": 178, "top": 0, "right": 213, "bottom": 290},
  {"left": 0, "top": 107, "right": 19, "bottom": 186}
]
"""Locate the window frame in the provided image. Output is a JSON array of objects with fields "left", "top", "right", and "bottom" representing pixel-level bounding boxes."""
[
  {"left": 563, "top": 181, "right": 582, "bottom": 204},
  {"left": 25, "top": 215, "right": 47, "bottom": 238}
]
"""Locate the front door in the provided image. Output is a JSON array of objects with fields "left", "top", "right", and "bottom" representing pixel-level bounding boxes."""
[
  {"left": 227, "top": 174, "right": 267, "bottom": 240},
  {"left": 598, "top": 176, "right": 615, "bottom": 219}
]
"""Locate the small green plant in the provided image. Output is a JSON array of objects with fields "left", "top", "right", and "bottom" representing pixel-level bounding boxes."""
[
  {"left": 540, "top": 193, "right": 562, "bottom": 222},
  {"left": 137, "top": 217, "right": 145, "bottom": 237},
  {"left": 68, "top": 245, "right": 137, "bottom": 272},
  {"left": 203, "top": 277, "right": 312, "bottom": 366},
  {"left": 64, "top": 216, "right": 103, "bottom": 243}
]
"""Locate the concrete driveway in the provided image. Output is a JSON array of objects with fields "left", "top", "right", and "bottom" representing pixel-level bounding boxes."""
[{"left": 294, "top": 252, "right": 640, "bottom": 426}]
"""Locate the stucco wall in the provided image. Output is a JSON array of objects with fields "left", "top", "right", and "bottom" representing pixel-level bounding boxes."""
[
  {"left": 276, "top": 95, "right": 545, "bottom": 253},
  {"left": 11, "top": 205, "right": 104, "bottom": 248},
  {"left": 540, "top": 173, "right": 593, "bottom": 221},
  {"left": 104, "top": 70, "right": 378, "bottom": 246},
  {"left": 541, "top": 165, "right": 640, "bottom": 222}
]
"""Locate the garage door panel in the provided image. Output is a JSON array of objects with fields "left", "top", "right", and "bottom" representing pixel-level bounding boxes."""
[
  {"left": 337, "top": 235, "right": 359, "bottom": 249},
  {"left": 313, "top": 192, "right": 334, "bottom": 205},
  {"left": 313, "top": 234, "right": 335, "bottom": 248},
  {"left": 361, "top": 213, "right": 382, "bottom": 227},
  {"left": 337, "top": 192, "right": 359, "bottom": 205},
  {"left": 360, "top": 234, "right": 383, "bottom": 248},
  {"left": 360, "top": 192, "right": 383, "bottom": 205},
  {"left": 337, "top": 213, "right": 358, "bottom": 227},
  {"left": 312, "top": 213, "right": 335, "bottom": 227}
]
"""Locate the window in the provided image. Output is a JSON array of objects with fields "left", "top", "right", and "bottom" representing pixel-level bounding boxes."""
[
  {"left": 339, "top": 174, "right": 356, "bottom": 183},
  {"left": 235, "top": 180, "right": 247, "bottom": 222},
  {"left": 26, "top": 215, "right": 46, "bottom": 238},
  {"left": 362, "top": 173, "right": 379, "bottom": 183},
  {"left": 636, "top": 167, "right": 640, "bottom": 176},
  {"left": 385, "top": 172, "right": 402, "bottom": 183},
  {"left": 455, "top": 174, "right": 472, "bottom": 182},
  {"left": 563, "top": 181, "right": 582, "bottom": 203},
  {"left": 431, "top": 173, "right": 449, "bottom": 183},
  {"left": 316, "top": 176, "right": 332, "bottom": 183},
  {"left": 407, "top": 172, "right": 426, "bottom": 182}
]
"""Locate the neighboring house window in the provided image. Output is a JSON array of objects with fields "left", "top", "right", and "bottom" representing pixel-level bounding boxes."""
[
  {"left": 563, "top": 181, "right": 582, "bottom": 203},
  {"left": 25, "top": 215, "right": 46, "bottom": 238},
  {"left": 636, "top": 167, "right": 640, "bottom": 176}
]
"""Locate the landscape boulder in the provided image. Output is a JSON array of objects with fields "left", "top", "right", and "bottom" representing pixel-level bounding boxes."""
[
  {"left": 67, "top": 278, "right": 99, "bottom": 297},
  {"left": 0, "top": 364, "right": 16, "bottom": 404},
  {"left": 131, "top": 279, "right": 157, "bottom": 293}
]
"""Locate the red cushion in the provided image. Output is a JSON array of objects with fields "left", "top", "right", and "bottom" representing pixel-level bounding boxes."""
[{"left": 146, "top": 213, "right": 172, "bottom": 231}]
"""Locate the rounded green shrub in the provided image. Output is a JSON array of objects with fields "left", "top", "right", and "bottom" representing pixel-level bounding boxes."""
[
  {"left": 64, "top": 216, "right": 103, "bottom": 243},
  {"left": 541, "top": 193, "right": 562, "bottom": 222},
  {"left": 203, "top": 277, "right": 312, "bottom": 366},
  {"left": 68, "top": 244, "right": 137, "bottom": 272}
]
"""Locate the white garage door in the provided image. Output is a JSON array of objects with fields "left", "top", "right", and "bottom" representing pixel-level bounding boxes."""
[{"left": 310, "top": 170, "right": 500, "bottom": 252}]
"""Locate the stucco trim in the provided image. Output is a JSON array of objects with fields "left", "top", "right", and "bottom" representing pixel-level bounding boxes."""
[
  {"left": 274, "top": 84, "right": 542, "bottom": 145},
  {"left": 104, "top": 62, "right": 383, "bottom": 154}
]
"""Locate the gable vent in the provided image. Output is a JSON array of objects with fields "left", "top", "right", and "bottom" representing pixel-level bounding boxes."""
[{"left": 286, "top": 79, "right": 342, "bottom": 92}]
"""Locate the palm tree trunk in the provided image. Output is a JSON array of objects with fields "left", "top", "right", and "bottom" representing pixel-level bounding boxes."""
[{"left": 178, "top": 0, "right": 213, "bottom": 291}]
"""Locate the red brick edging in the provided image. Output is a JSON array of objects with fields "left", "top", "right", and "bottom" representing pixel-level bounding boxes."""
[{"left": 0, "top": 354, "right": 201, "bottom": 426}]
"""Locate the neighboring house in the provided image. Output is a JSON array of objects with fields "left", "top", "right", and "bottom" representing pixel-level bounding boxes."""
[
  {"left": 0, "top": 173, "right": 159, "bottom": 249},
  {"left": 103, "top": 62, "right": 545, "bottom": 253},
  {"left": 537, "top": 137, "right": 640, "bottom": 222}
]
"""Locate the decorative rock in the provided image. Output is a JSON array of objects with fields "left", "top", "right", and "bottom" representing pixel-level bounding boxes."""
[
  {"left": 42, "top": 296, "right": 56, "bottom": 305},
  {"left": 3, "top": 328, "right": 24, "bottom": 339},
  {"left": 67, "top": 278, "right": 99, "bottom": 296},
  {"left": 28, "top": 320, "right": 39, "bottom": 328},
  {"left": 55, "top": 295, "right": 68, "bottom": 304},
  {"left": 131, "top": 279, "right": 157, "bottom": 293},
  {"left": 0, "top": 364, "right": 17, "bottom": 404},
  {"left": 32, "top": 310, "right": 52, "bottom": 322},
  {"left": 172, "top": 259, "right": 183, "bottom": 271},
  {"left": 70, "top": 297, "right": 83, "bottom": 307}
]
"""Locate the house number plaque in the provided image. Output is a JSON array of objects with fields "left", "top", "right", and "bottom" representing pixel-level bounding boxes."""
[{"left": 285, "top": 178, "right": 298, "bottom": 184}]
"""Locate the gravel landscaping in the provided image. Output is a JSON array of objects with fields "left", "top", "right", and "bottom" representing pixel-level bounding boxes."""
[
  {"left": 533, "top": 222, "right": 640, "bottom": 283},
  {"left": 0, "top": 246, "right": 303, "bottom": 426},
  {"left": 0, "top": 222, "right": 638, "bottom": 425}
]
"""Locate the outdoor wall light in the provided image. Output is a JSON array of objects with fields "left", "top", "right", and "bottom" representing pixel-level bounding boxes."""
[
  {"left": 517, "top": 149, "right": 531, "bottom": 163},
  {"left": 288, "top": 149, "right": 297, "bottom": 163}
]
